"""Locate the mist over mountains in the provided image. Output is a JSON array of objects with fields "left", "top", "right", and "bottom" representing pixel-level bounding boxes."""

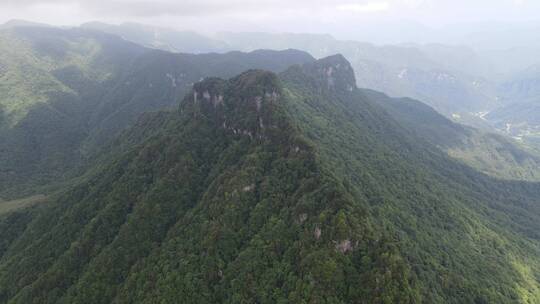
[{"left": 77, "top": 21, "right": 540, "bottom": 142}]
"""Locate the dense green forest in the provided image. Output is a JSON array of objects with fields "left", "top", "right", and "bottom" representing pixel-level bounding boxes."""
[
  {"left": 281, "top": 56, "right": 540, "bottom": 303},
  {"left": 0, "top": 26, "right": 314, "bottom": 198},
  {"left": 1, "top": 53, "right": 540, "bottom": 303},
  {"left": 2, "top": 24, "right": 539, "bottom": 202},
  {"left": 363, "top": 89, "right": 540, "bottom": 181}
]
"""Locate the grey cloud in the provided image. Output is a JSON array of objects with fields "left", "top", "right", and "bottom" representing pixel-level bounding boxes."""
[
  {"left": 1, "top": 0, "right": 539, "bottom": 38},
  {"left": 1, "top": 0, "right": 371, "bottom": 17}
]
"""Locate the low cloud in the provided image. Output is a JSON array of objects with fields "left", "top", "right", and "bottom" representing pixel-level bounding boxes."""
[
  {"left": 337, "top": 2, "right": 390, "bottom": 13},
  {"left": 1, "top": 0, "right": 395, "bottom": 17},
  {"left": 0, "top": 0, "right": 538, "bottom": 42}
]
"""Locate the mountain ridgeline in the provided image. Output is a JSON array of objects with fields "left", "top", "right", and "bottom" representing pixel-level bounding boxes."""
[
  {"left": 13, "top": 21, "right": 540, "bottom": 148},
  {"left": 363, "top": 89, "right": 540, "bottom": 181},
  {"left": 0, "top": 59, "right": 418, "bottom": 303},
  {"left": 2, "top": 23, "right": 538, "bottom": 207},
  {"left": 1, "top": 54, "right": 540, "bottom": 304},
  {"left": 0, "top": 26, "right": 314, "bottom": 198}
]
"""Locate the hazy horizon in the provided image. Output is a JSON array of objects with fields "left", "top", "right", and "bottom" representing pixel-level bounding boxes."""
[{"left": 1, "top": 0, "right": 539, "bottom": 46}]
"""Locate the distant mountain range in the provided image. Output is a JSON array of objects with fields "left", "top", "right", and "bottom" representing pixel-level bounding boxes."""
[
  {"left": 75, "top": 22, "right": 540, "bottom": 141},
  {"left": 81, "top": 22, "right": 230, "bottom": 54},
  {"left": 0, "top": 25, "right": 313, "bottom": 197},
  {"left": 2, "top": 23, "right": 540, "bottom": 198},
  {"left": 487, "top": 65, "right": 540, "bottom": 143}
]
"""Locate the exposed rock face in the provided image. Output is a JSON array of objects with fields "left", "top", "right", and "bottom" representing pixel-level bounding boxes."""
[
  {"left": 242, "top": 184, "right": 255, "bottom": 192},
  {"left": 314, "top": 227, "right": 322, "bottom": 240},
  {"left": 182, "top": 70, "right": 285, "bottom": 140},
  {"left": 191, "top": 77, "right": 227, "bottom": 107},
  {"left": 298, "top": 213, "right": 308, "bottom": 224},
  {"left": 335, "top": 239, "right": 353, "bottom": 253},
  {"left": 298, "top": 54, "right": 357, "bottom": 93}
]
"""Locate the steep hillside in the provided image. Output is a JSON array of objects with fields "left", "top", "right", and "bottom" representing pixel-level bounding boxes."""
[
  {"left": 362, "top": 89, "right": 540, "bottom": 181},
  {"left": 1, "top": 55, "right": 540, "bottom": 303},
  {"left": 84, "top": 48, "right": 314, "bottom": 149},
  {"left": 71, "top": 24, "right": 502, "bottom": 123},
  {"left": 18, "top": 23, "right": 531, "bottom": 138},
  {"left": 0, "top": 26, "right": 144, "bottom": 126},
  {"left": 217, "top": 32, "right": 500, "bottom": 120},
  {"left": 0, "top": 26, "right": 314, "bottom": 198},
  {"left": 71, "top": 23, "right": 540, "bottom": 137},
  {"left": 281, "top": 56, "right": 540, "bottom": 303},
  {"left": 0, "top": 26, "right": 147, "bottom": 197},
  {"left": 0, "top": 68, "right": 418, "bottom": 304}
]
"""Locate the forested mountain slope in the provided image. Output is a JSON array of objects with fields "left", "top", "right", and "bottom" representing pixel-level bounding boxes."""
[
  {"left": 0, "top": 26, "right": 147, "bottom": 197},
  {"left": 4, "top": 22, "right": 536, "bottom": 189},
  {"left": 0, "top": 26, "right": 313, "bottom": 198},
  {"left": 15, "top": 21, "right": 540, "bottom": 147},
  {"left": 362, "top": 89, "right": 540, "bottom": 181},
  {"left": 216, "top": 31, "right": 501, "bottom": 120},
  {"left": 1, "top": 56, "right": 539, "bottom": 303},
  {"left": 281, "top": 56, "right": 540, "bottom": 303},
  {"left": 217, "top": 30, "right": 540, "bottom": 147},
  {"left": 0, "top": 65, "right": 418, "bottom": 304},
  {"left": 68, "top": 22, "right": 503, "bottom": 123}
]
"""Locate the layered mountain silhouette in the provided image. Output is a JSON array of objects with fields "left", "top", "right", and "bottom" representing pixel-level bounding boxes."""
[{"left": 0, "top": 26, "right": 313, "bottom": 196}]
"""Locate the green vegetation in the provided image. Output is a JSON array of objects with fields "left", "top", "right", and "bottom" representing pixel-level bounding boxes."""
[
  {"left": 363, "top": 90, "right": 540, "bottom": 181},
  {"left": 0, "top": 27, "right": 124, "bottom": 126},
  {"left": 281, "top": 56, "right": 540, "bottom": 303},
  {"left": 446, "top": 132, "right": 540, "bottom": 181},
  {"left": 1, "top": 54, "right": 540, "bottom": 303},
  {"left": 0, "top": 68, "right": 418, "bottom": 304},
  {"left": 0, "top": 195, "right": 47, "bottom": 215},
  {"left": 0, "top": 27, "right": 314, "bottom": 198},
  {"left": 0, "top": 26, "right": 148, "bottom": 198}
]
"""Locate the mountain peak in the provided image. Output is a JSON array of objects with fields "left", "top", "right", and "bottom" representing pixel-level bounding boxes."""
[
  {"left": 189, "top": 70, "right": 281, "bottom": 109},
  {"left": 283, "top": 54, "right": 357, "bottom": 94},
  {"left": 183, "top": 70, "right": 284, "bottom": 139},
  {"left": 312, "top": 54, "right": 356, "bottom": 92}
]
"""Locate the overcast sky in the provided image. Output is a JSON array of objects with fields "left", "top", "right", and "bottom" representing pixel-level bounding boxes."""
[{"left": 0, "top": 0, "right": 539, "bottom": 43}]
